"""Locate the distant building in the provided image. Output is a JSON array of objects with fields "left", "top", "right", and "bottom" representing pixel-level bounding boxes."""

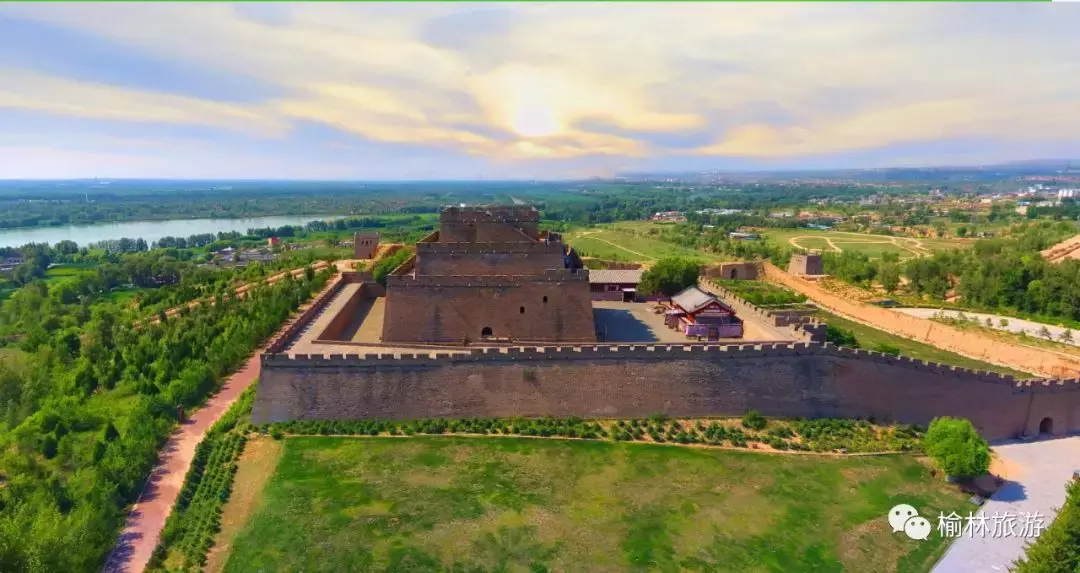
[
  {"left": 1060, "top": 189, "right": 1077, "bottom": 200},
  {"left": 788, "top": 253, "right": 824, "bottom": 276},
  {"left": 727, "top": 232, "right": 759, "bottom": 241},
  {"left": 354, "top": 231, "right": 380, "bottom": 259},
  {"left": 588, "top": 269, "right": 644, "bottom": 302},
  {"left": 664, "top": 286, "right": 742, "bottom": 340},
  {"left": 267, "top": 237, "right": 281, "bottom": 247}
]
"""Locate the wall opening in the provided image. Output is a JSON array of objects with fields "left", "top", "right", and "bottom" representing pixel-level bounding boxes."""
[
  {"left": 481, "top": 326, "right": 493, "bottom": 337},
  {"left": 520, "top": 306, "right": 525, "bottom": 314},
  {"left": 542, "top": 296, "right": 548, "bottom": 304},
  {"left": 729, "top": 268, "right": 738, "bottom": 279},
  {"left": 1039, "top": 417, "right": 1054, "bottom": 435}
]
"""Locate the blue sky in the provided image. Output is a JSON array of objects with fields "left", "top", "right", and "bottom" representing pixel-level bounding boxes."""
[{"left": 0, "top": 3, "right": 1078, "bottom": 179}]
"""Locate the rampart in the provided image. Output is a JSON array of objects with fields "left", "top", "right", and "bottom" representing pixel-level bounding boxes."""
[
  {"left": 253, "top": 341, "right": 1080, "bottom": 440},
  {"left": 700, "top": 280, "right": 828, "bottom": 343},
  {"left": 414, "top": 241, "right": 568, "bottom": 275},
  {"left": 764, "top": 262, "right": 1080, "bottom": 378}
]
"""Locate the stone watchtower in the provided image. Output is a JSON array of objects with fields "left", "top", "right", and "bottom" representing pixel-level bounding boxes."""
[
  {"left": 381, "top": 205, "right": 596, "bottom": 344},
  {"left": 354, "top": 231, "right": 380, "bottom": 259},
  {"left": 788, "top": 252, "right": 823, "bottom": 276}
]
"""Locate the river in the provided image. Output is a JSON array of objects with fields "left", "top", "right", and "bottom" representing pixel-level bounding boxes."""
[{"left": 0, "top": 215, "right": 342, "bottom": 249}]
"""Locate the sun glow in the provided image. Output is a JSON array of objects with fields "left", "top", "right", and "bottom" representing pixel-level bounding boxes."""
[{"left": 511, "top": 104, "right": 560, "bottom": 138}]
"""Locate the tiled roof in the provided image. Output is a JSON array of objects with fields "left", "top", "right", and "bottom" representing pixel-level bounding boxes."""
[
  {"left": 671, "top": 285, "right": 730, "bottom": 314},
  {"left": 588, "top": 269, "right": 644, "bottom": 284}
]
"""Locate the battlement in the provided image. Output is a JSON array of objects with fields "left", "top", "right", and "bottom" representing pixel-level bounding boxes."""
[
  {"left": 387, "top": 268, "right": 588, "bottom": 287},
  {"left": 441, "top": 205, "right": 539, "bottom": 223},
  {"left": 259, "top": 340, "right": 1058, "bottom": 388},
  {"left": 416, "top": 240, "right": 566, "bottom": 254},
  {"left": 703, "top": 280, "right": 827, "bottom": 343}
]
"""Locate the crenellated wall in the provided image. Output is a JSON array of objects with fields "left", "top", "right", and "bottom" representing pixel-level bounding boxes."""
[
  {"left": 253, "top": 341, "right": 1080, "bottom": 440},
  {"left": 701, "top": 280, "right": 828, "bottom": 342}
]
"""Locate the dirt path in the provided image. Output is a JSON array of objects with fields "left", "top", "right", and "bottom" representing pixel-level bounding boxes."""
[
  {"left": 205, "top": 436, "right": 284, "bottom": 573},
  {"left": 764, "top": 262, "right": 1080, "bottom": 378},
  {"left": 103, "top": 277, "right": 342, "bottom": 573},
  {"left": 787, "top": 233, "right": 931, "bottom": 260}
]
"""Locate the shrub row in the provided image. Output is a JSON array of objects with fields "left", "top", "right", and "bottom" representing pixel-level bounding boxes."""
[
  {"left": 146, "top": 387, "right": 256, "bottom": 572},
  {"left": 263, "top": 415, "right": 924, "bottom": 454}
]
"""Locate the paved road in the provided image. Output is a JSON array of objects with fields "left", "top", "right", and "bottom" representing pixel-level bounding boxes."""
[
  {"left": 932, "top": 436, "right": 1080, "bottom": 572},
  {"left": 896, "top": 308, "right": 1080, "bottom": 348},
  {"left": 103, "top": 278, "right": 341, "bottom": 573}
]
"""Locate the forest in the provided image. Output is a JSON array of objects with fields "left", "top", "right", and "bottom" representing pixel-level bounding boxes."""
[{"left": 0, "top": 236, "right": 335, "bottom": 570}]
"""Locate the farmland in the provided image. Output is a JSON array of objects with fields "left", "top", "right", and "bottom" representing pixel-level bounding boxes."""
[{"left": 219, "top": 436, "right": 969, "bottom": 573}]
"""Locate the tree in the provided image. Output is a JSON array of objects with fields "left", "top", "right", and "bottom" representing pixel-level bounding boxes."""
[
  {"left": 1039, "top": 326, "right": 1053, "bottom": 340},
  {"left": 637, "top": 257, "right": 701, "bottom": 297},
  {"left": 1061, "top": 329, "right": 1074, "bottom": 344},
  {"left": 826, "top": 325, "right": 859, "bottom": 348},
  {"left": 879, "top": 262, "right": 901, "bottom": 293},
  {"left": 923, "top": 417, "right": 991, "bottom": 478},
  {"left": 1012, "top": 478, "right": 1080, "bottom": 573}
]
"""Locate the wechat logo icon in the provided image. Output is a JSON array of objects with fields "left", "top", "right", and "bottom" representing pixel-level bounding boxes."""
[{"left": 889, "top": 504, "right": 931, "bottom": 541}]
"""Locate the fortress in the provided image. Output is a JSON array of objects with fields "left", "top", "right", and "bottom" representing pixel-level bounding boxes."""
[
  {"left": 252, "top": 205, "right": 1080, "bottom": 441},
  {"left": 381, "top": 206, "right": 594, "bottom": 344}
]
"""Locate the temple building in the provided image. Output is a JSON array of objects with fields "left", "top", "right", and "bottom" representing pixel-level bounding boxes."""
[
  {"left": 665, "top": 285, "right": 743, "bottom": 340},
  {"left": 381, "top": 206, "right": 596, "bottom": 344}
]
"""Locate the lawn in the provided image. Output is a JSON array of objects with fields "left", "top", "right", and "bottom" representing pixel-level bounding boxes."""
[
  {"left": 565, "top": 227, "right": 725, "bottom": 263},
  {"left": 761, "top": 229, "right": 968, "bottom": 260},
  {"left": 222, "top": 436, "right": 968, "bottom": 573},
  {"left": 816, "top": 309, "right": 1031, "bottom": 378}
]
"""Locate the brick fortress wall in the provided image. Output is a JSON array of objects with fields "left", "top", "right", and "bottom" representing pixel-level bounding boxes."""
[
  {"left": 381, "top": 205, "right": 595, "bottom": 344},
  {"left": 253, "top": 341, "right": 1080, "bottom": 440},
  {"left": 382, "top": 268, "right": 595, "bottom": 343}
]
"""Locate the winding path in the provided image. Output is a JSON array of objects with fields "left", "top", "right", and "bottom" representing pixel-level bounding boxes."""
[{"left": 103, "top": 272, "right": 344, "bottom": 573}]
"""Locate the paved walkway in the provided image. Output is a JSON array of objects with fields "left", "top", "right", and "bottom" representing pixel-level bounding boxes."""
[
  {"left": 103, "top": 278, "right": 341, "bottom": 573},
  {"left": 933, "top": 436, "right": 1080, "bottom": 572}
]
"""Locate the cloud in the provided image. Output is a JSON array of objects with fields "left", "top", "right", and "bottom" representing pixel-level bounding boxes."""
[
  {"left": 0, "top": 68, "right": 286, "bottom": 136},
  {"left": 0, "top": 3, "right": 1078, "bottom": 176}
]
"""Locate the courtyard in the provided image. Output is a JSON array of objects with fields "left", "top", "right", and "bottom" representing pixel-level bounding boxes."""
[{"left": 592, "top": 300, "right": 797, "bottom": 343}]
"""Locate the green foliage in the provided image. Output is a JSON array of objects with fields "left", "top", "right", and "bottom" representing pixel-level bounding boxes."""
[
  {"left": 372, "top": 248, "right": 412, "bottom": 287},
  {"left": 637, "top": 257, "right": 701, "bottom": 297},
  {"left": 741, "top": 410, "right": 767, "bottom": 430},
  {"left": 825, "top": 325, "right": 860, "bottom": 348},
  {"left": 148, "top": 387, "right": 255, "bottom": 571},
  {"left": 873, "top": 342, "right": 902, "bottom": 356},
  {"left": 0, "top": 259, "right": 333, "bottom": 572},
  {"left": 923, "top": 417, "right": 991, "bottom": 478},
  {"left": 713, "top": 280, "right": 807, "bottom": 306},
  {"left": 1013, "top": 478, "right": 1080, "bottom": 573}
]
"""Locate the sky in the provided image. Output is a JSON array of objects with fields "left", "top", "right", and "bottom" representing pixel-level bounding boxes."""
[{"left": 0, "top": 3, "right": 1078, "bottom": 180}]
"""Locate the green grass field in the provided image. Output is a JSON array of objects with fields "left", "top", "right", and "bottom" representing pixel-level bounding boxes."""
[
  {"left": 816, "top": 309, "right": 1030, "bottom": 378},
  {"left": 223, "top": 436, "right": 968, "bottom": 573},
  {"left": 565, "top": 227, "right": 725, "bottom": 263},
  {"left": 761, "top": 229, "right": 968, "bottom": 260}
]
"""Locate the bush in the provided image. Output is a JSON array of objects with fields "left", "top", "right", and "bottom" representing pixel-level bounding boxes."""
[
  {"left": 638, "top": 258, "right": 700, "bottom": 297},
  {"left": 825, "top": 325, "right": 859, "bottom": 348},
  {"left": 1012, "top": 478, "right": 1080, "bottom": 572},
  {"left": 873, "top": 342, "right": 902, "bottom": 356},
  {"left": 923, "top": 417, "right": 990, "bottom": 478},
  {"left": 742, "top": 409, "right": 767, "bottom": 430}
]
